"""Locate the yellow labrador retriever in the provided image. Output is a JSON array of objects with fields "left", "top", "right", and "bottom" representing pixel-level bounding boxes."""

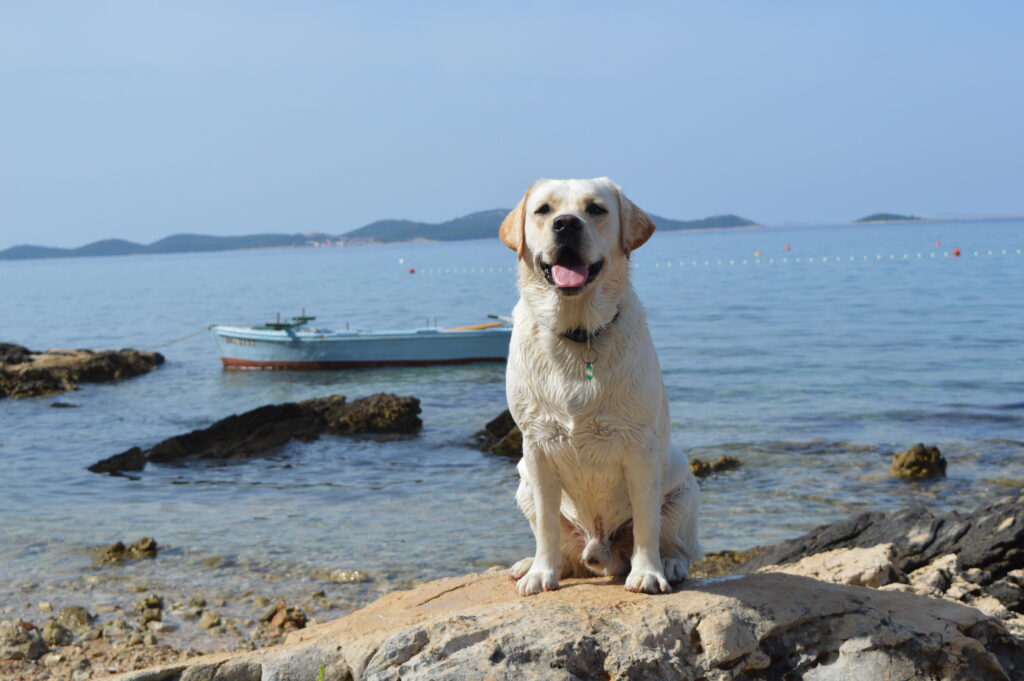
[{"left": 501, "top": 177, "right": 702, "bottom": 596}]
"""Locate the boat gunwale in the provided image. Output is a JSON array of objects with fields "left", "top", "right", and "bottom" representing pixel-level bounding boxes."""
[{"left": 210, "top": 325, "right": 512, "bottom": 343}]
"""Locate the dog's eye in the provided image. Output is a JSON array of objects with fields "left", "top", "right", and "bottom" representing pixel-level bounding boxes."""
[
  {"left": 586, "top": 203, "right": 608, "bottom": 217},
  {"left": 534, "top": 204, "right": 551, "bottom": 215}
]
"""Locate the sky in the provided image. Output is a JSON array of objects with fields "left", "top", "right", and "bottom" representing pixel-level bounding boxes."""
[{"left": 1, "top": 1, "right": 1022, "bottom": 249}]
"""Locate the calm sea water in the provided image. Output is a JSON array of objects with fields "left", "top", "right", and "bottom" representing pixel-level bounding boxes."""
[{"left": 1, "top": 219, "right": 1023, "bottom": 619}]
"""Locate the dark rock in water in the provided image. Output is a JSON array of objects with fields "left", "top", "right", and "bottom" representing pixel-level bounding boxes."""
[
  {"left": 740, "top": 490, "right": 1024, "bottom": 580},
  {"left": 690, "top": 455, "right": 743, "bottom": 478},
  {"left": 95, "top": 537, "right": 159, "bottom": 564},
  {"left": 891, "top": 442, "right": 947, "bottom": 480},
  {"left": 0, "top": 347, "right": 164, "bottom": 399},
  {"left": 475, "top": 409, "right": 523, "bottom": 458},
  {"left": 49, "top": 401, "right": 79, "bottom": 408},
  {"left": 88, "top": 393, "right": 422, "bottom": 474},
  {"left": 89, "top": 447, "right": 146, "bottom": 474},
  {"left": 0, "top": 343, "right": 32, "bottom": 364}
]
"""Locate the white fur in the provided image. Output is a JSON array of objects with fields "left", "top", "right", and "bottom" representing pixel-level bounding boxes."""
[{"left": 503, "top": 178, "right": 702, "bottom": 596}]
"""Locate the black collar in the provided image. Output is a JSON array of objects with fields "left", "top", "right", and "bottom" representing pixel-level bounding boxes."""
[{"left": 559, "top": 310, "right": 620, "bottom": 344}]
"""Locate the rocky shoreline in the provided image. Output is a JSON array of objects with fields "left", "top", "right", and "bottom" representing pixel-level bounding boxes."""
[
  {"left": 0, "top": 344, "right": 164, "bottom": 399},
  {"left": 3, "top": 492, "right": 1020, "bottom": 680}
]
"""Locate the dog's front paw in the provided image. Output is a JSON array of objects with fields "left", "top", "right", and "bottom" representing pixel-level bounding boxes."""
[
  {"left": 516, "top": 568, "right": 559, "bottom": 596},
  {"left": 662, "top": 556, "right": 690, "bottom": 584},
  {"left": 625, "top": 568, "right": 671, "bottom": 594},
  {"left": 509, "top": 557, "right": 533, "bottom": 580}
]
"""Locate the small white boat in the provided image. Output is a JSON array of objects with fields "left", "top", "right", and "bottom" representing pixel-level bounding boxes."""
[{"left": 210, "top": 313, "right": 512, "bottom": 370}]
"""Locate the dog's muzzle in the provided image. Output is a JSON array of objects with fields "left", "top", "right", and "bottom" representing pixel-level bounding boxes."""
[{"left": 540, "top": 248, "right": 604, "bottom": 296}]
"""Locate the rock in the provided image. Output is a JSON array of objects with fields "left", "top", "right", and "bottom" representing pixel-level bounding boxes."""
[
  {"left": 740, "top": 490, "right": 1024, "bottom": 579},
  {"left": 0, "top": 347, "right": 163, "bottom": 399},
  {"left": 0, "top": 620, "right": 49, "bottom": 660},
  {"left": 56, "top": 606, "right": 93, "bottom": 634},
  {"left": 104, "top": 570, "right": 1024, "bottom": 681},
  {"left": 265, "top": 603, "right": 307, "bottom": 632},
  {"left": 690, "top": 548, "right": 768, "bottom": 578},
  {"left": 759, "top": 543, "right": 904, "bottom": 587},
  {"left": 96, "top": 537, "right": 159, "bottom": 564},
  {"left": 197, "top": 611, "right": 221, "bottom": 631},
  {"left": 88, "top": 393, "right": 422, "bottom": 474},
  {"left": 690, "top": 455, "right": 743, "bottom": 478},
  {"left": 474, "top": 409, "right": 523, "bottom": 457},
  {"left": 88, "top": 447, "right": 147, "bottom": 474},
  {"left": 50, "top": 401, "right": 79, "bottom": 408},
  {"left": 0, "top": 343, "right": 33, "bottom": 364},
  {"left": 891, "top": 442, "right": 947, "bottom": 480},
  {"left": 41, "top": 619, "right": 74, "bottom": 646}
]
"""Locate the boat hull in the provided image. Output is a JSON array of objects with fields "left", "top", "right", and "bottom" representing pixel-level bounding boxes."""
[{"left": 211, "top": 325, "right": 511, "bottom": 370}]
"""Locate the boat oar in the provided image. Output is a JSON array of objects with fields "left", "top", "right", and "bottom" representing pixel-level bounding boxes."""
[{"left": 441, "top": 322, "right": 504, "bottom": 332}]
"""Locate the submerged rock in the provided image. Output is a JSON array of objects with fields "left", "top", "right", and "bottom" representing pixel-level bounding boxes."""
[
  {"left": 891, "top": 442, "right": 947, "bottom": 480},
  {"left": 0, "top": 347, "right": 164, "bottom": 399},
  {"left": 107, "top": 569, "right": 1024, "bottom": 681},
  {"left": 88, "top": 393, "right": 422, "bottom": 474},
  {"left": 690, "top": 455, "right": 743, "bottom": 478},
  {"left": 96, "top": 537, "right": 159, "bottom": 565}
]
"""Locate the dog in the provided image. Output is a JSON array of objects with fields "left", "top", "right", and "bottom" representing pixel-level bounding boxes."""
[{"left": 500, "top": 177, "right": 702, "bottom": 596}]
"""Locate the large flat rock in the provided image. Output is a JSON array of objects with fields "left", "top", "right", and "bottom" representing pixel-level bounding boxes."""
[{"left": 107, "top": 569, "right": 1023, "bottom": 681}]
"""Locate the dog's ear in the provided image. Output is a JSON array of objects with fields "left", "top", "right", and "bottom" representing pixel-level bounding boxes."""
[
  {"left": 499, "top": 186, "right": 531, "bottom": 259},
  {"left": 617, "top": 190, "right": 656, "bottom": 255}
]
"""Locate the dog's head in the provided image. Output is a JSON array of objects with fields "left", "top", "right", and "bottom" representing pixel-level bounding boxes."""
[{"left": 499, "top": 178, "right": 655, "bottom": 298}]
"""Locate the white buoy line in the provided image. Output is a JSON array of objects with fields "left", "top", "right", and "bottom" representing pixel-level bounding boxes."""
[{"left": 415, "top": 249, "right": 1024, "bottom": 275}]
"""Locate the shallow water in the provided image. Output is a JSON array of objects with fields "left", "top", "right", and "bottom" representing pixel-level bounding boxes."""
[{"left": 1, "top": 219, "right": 1023, "bottom": 618}]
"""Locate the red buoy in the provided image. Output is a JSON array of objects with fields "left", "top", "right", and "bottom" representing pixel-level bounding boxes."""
[
  {"left": 953, "top": 248, "right": 961, "bottom": 257},
  {"left": 409, "top": 267, "right": 415, "bottom": 273},
  {"left": 935, "top": 241, "right": 941, "bottom": 247},
  {"left": 784, "top": 244, "right": 791, "bottom": 251}
]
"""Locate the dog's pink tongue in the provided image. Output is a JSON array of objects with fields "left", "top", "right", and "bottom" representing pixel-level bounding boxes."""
[{"left": 551, "top": 263, "right": 588, "bottom": 288}]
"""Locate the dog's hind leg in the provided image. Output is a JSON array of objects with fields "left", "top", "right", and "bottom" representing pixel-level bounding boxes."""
[{"left": 659, "top": 472, "right": 703, "bottom": 584}]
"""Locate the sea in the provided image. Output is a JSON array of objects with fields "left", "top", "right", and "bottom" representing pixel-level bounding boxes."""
[{"left": 1, "top": 218, "right": 1023, "bottom": 638}]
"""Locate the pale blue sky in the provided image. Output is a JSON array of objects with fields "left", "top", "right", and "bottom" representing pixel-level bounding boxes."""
[{"left": 2, "top": 1, "right": 1021, "bottom": 248}]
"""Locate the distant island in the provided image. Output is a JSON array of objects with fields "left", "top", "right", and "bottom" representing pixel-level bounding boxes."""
[
  {"left": 347, "top": 211, "right": 759, "bottom": 244},
  {"left": 0, "top": 212, "right": 761, "bottom": 261},
  {"left": 854, "top": 213, "right": 923, "bottom": 224}
]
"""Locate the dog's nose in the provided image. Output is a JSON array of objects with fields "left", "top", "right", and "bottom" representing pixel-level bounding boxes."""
[{"left": 552, "top": 214, "right": 583, "bottom": 234}]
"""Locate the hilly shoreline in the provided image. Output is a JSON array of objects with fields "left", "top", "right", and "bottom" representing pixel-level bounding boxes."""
[{"left": 0, "top": 212, "right": 760, "bottom": 261}]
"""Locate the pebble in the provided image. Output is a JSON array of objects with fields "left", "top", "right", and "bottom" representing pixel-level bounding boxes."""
[{"left": 198, "top": 610, "right": 222, "bottom": 631}]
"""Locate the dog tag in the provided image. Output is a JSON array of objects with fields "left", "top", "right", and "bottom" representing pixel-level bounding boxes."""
[{"left": 585, "top": 362, "right": 594, "bottom": 381}]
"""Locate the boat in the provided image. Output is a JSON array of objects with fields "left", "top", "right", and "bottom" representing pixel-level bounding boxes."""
[{"left": 210, "top": 312, "right": 512, "bottom": 370}]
